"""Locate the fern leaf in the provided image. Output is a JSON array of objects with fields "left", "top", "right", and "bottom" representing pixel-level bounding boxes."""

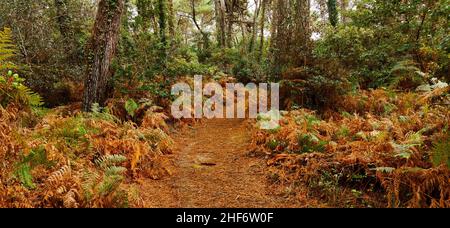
[
  {"left": 47, "top": 165, "right": 71, "bottom": 185},
  {"left": 105, "top": 166, "right": 127, "bottom": 176},
  {"left": 431, "top": 137, "right": 450, "bottom": 168},
  {"left": 98, "top": 175, "right": 123, "bottom": 196},
  {"left": 0, "top": 27, "right": 16, "bottom": 69},
  {"left": 95, "top": 154, "right": 127, "bottom": 169},
  {"left": 125, "top": 99, "right": 139, "bottom": 117},
  {"left": 16, "top": 164, "right": 36, "bottom": 189}
]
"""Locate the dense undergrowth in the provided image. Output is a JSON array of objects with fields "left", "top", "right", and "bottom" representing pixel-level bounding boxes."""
[
  {"left": 0, "top": 72, "right": 174, "bottom": 208},
  {"left": 251, "top": 87, "right": 450, "bottom": 208},
  {"left": 0, "top": 25, "right": 180, "bottom": 207},
  {"left": 1, "top": 0, "right": 449, "bottom": 209}
]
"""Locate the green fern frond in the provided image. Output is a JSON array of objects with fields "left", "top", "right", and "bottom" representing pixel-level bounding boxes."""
[
  {"left": 15, "top": 163, "right": 36, "bottom": 189},
  {"left": 431, "top": 136, "right": 450, "bottom": 169},
  {"left": 17, "top": 84, "right": 44, "bottom": 107},
  {"left": 105, "top": 166, "right": 127, "bottom": 176},
  {"left": 390, "top": 60, "right": 420, "bottom": 74},
  {"left": 90, "top": 103, "right": 120, "bottom": 123},
  {"left": 81, "top": 171, "right": 100, "bottom": 201},
  {"left": 125, "top": 99, "right": 139, "bottom": 117},
  {"left": 0, "top": 28, "right": 43, "bottom": 108},
  {"left": 0, "top": 27, "right": 16, "bottom": 69},
  {"left": 95, "top": 154, "right": 127, "bottom": 169},
  {"left": 91, "top": 103, "right": 101, "bottom": 114},
  {"left": 98, "top": 175, "right": 124, "bottom": 196},
  {"left": 389, "top": 60, "right": 425, "bottom": 88}
]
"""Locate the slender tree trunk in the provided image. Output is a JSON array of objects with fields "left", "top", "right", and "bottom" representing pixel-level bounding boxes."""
[
  {"left": 214, "top": 0, "right": 227, "bottom": 47},
  {"left": 83, "top": 0, "right": 125, "bottom": 111},
  {"left": 151, "top": 13, "right": 159, "bottom": 35},
  {"left": 136, "top": 0, "right": 151, "bottom": 31},
  {"left": 168, "top": 0, "right": 175, "bottom": 40},
  {"left": 54, "top": 0, "right": 71, "bottom": 38},
  {"left": 225, "top": 0, "right": 235, "bottom": 48},
  {"left": 269, "top": 0, "right": 277, "bottom": 55},
  {"left": 240, "top": 20, "right": 247, "bottom": 53},
  {"left": 270, "top": 0, "right": 287, "bottom": 79},
  {"left": 258, "top": 0, "right": 267, "bottom": 62},
  {"left": 158, "top": 0, "right": 167, "bottom": 65},
  {"left": 317, "top": 0, "right": 328, "bottom": 20},
  {"left": 226, "top": 15, "right": 233, "bottom": 47},
  {"left": 248, "top": 0, "right": 260, "bottom": 53},
  {"left": 328, "top": 0, "right": 338, "bottom": 27},
  {"left": 340, "top": 0, "right": 348, "bottom": 24},
  {"left": 191, "top": 0, "right": 209, "bottom": 51}
]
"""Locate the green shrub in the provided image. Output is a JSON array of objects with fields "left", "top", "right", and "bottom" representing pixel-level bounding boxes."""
[
  {"left": 14, "top": 146, "right": 53, "bottom": 189},
  {"left": 431, "top": 134, "right": 450, "bottom": 169},
  {"left": 0, "top": 27, "right": 16, "bottom": 71},
  {"left": 210, "top": 48, "right": 265, "bottom": 83}
]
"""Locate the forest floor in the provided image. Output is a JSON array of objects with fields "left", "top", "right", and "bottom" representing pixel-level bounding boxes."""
[{"left": 140, "top": 118, "right": 303, "bottom": 208}]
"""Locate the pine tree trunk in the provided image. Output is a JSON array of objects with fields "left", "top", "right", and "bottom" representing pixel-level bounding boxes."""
[
  {"left": 340, "top": 0, "right": 348, "bottom": 24},
  {"left": 294, "top": 0, "right": 311, "bottom": 66},
  {"left": 225, "top": 0, "right": 236, "bottom": 48},
  {"left": 214, "top": 0, "right": 227, "bottom": 47},
  {"left": 158, "top": 0, "right": 168, "bottom": 65},
  {"left": 54, "top": 0, "right": 71, "bottom": 38},
  {"left": 258, "top": 0, "right": 267, "bottom": 62},
  {"left": 248, "top": 0, "right": 260, "bottom": 53},
  {"left": 328, "top": 0, "right": 339, "bottom": 27},
  {"left": 168, "top": 0, "right": 176, "bottom": 40},
  {"left": 82, "top": 0, "right": 124, "bottom": 112}
]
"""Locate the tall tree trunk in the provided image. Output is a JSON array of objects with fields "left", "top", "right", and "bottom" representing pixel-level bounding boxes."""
[
  {"left": 270, "top": 0, "right": 287, "bottom": 79},
  {"left": 340, "top": 0, "right": 348, "bottom": 24},
  {"left": 136, "top": 0, "right": 151, "bottom": 31},
  {"left": 158, "top": 0, "right": 167, "bottom": 65},
  {"left": 317, "top": 0, "right": 328, "bottom": 20},
  {"left": 167, "top": 0, "right": 175, "bottom": 40},
  {"left": 226, "top": 14, "right": 233, "bottom": 47},
  {"left": 328, "top": 0, "right": 338, "bottom": 27},
  {"left": 248, "top": 0, "right": 260, "bottom": 53},
  {"left": 225, "top": 0, "right": 236, "bottom": 48},
  {"left": 54, "top": 0, "right": 71, "bottom": 38},
  {"left": 269, "top": 0, "right": 277, "bottom": 55},
  {"left": 83, "top": 0, "right": 125, "bottom": 112},
  {"left": 214, "top": 0, "right": 227, "bottom": 47},
  {"left": 294, "top": 0, "right": 311, "bottom": 66},
  {"left": 258, "top": 0, "right": 267, "bottom": 62},
  {"left": 191, "top": 0, "right": 209, "bottom": 51},
  {"left": 240, "top": 20, "right": 247, "bottom": 53}
]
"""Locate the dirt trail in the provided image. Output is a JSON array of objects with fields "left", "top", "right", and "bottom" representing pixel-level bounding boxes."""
[{"left": 141, "top": 118, "right": 298, "bottom": 208}]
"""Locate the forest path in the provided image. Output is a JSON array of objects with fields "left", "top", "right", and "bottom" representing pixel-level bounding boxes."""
[{"left": 140, "top": 118, "right": 298, "bottom": 208}]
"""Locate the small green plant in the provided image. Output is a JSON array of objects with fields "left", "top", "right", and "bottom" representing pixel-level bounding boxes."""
[
  {"left": 383, "top": 103, "right": 397, "bottom": 115},
  {"left": 431, "top": 136, "right": 450, "bottom": 169},
  {"left": 337, "top": 125, "right": 351, "bottom": 138},
  {"left": 266, "top": 139, "right": 280, "bottom": 151},
  {"left": 305, "top": 114, "right": 321, "bottom": 130},
  {"left": 90, "top": 103, "right": 120, "bottom": 122},
  {"left": 95, "top": 154, "right": 127, "bottom": 169},
  {"left": 351, "top": 189, "right": 363, "bottom": 198},
  {"left": 82, "top": 154, "right": 129, "bottom": 207},
  {"left": 297, "top": 133, "right": 328, "bottom": 153},
  {"left": 389, "top": 60, "right": 425, "bottom": 89},
  {"left": 1, "top": 71, "right": 43, "bottom": 108},
  {"left": 0, "top": 28, "right": 43, "bottom": 109},
  {"left": 14, "top": 147, "right": 53, "bottom": 189},
  {"left": 125, "top": 99, "right": 139, "bottom": 117},
  {"left": 0, "top": 27, "right": 16, "bottom": 71},
  {"left": 16, "top": 163, "right": 35, "bottom": 189}
]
